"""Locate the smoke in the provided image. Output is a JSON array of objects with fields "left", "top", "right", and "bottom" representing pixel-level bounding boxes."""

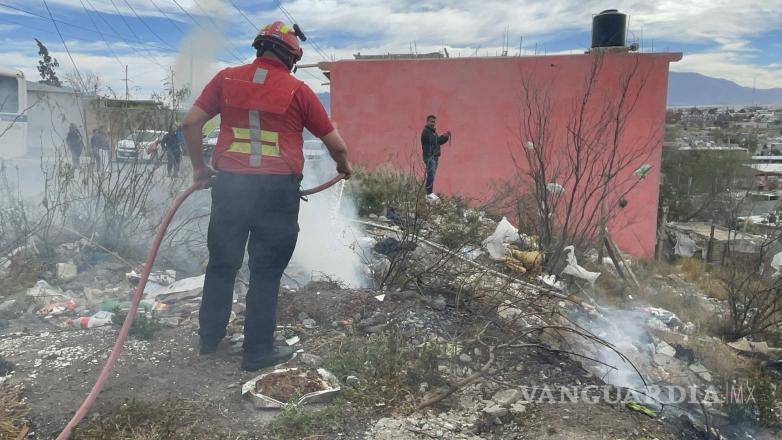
[
  {"left": 288, "top": 152, "right": 369, "bottom": 287},
  {"left": 172, "top": 0, "right": 232, "bottom": 106}
]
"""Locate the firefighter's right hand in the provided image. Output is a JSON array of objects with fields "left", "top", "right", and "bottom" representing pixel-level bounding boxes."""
[
  {"left": 193, "top": 165, "right": 217, "bottom": 188},
  {"left": 337, "top": 161, "right": 353, "bottom": 180}
]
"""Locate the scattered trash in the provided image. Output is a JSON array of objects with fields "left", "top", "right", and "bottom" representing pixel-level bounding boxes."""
[
  {"left": 638, "top": 306, "right": 683, "bottom": 329},
  {"left": 147, "top": 275, "right": 205, "bottom": 303},
  {"left": 538, "top": 274, "right": 564, "bottom": 290},
  {"left": 626, "top": 401, "right": 657, "bottom": 417},
  {"left": 302, "top": 318, "right": 317, "bottom": 329},
  {"left": 545, "top": 182, "right": 565, "bottom": 195},
  {"left": 674, "top": 233, "right": 697, "bottom": 257},
  {"left": 285, "top": 335, "right": 300, "bottom": 346},
  {"left": 727, "top": 338, "right": 773, "bottom": 357},
  {"left": 242, "top": 367, "right": 341, "bottom": 409},
  {"left": 374, "top": 294, "right": 386, "bottom": 302},
  {"left": 26, "top": 280, "right": 67, "bottom": 299},
  {"left": 633, "top": 163, "right": 652, "bottom": 180},
  {"left": 562, "top": 246, "right": 601, "bottom": 285},
  {"left": 67, "top": 311, "right": 114, "bottom": 329},
  {"left": 374, "top": 237, "right": 416, "bottom": 256},
  {"left": 56, "top": 262, "right": 77, "bottom": 280},
  {"left": 771, "top": 251, "right": 782, "bottom": 276},
  {"left": 504, "top": 258, "right": 527, "bottom": 273},
  {"left": 37, "top": 298, "right": 76, "bottom": 317},
  {"left": 482, "top": 217, "right": 519, "bottom": 261},
  {"left": 510, "top": 249, "right": 542, "bottom": 270}
]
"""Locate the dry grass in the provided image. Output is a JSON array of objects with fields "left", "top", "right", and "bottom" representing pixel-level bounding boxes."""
[
  {"left": 72, "top": 399, "right": 207, "bottom": 440},
  {"left": 673, "top": 257, "right": 728, "bottom": 301},
  {"left": 0, "top": 385, "right": 27, "bottom": 440}
]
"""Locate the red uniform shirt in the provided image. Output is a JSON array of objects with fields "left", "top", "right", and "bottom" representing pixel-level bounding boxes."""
[{"left": 194, "top": 58, "right": 334, "bottom": 175}]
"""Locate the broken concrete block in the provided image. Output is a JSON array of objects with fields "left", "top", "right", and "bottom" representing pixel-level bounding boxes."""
[
  {"left": 689, "top": 362, "right": 712, "bottom": 382},
  {"left": 483, "top": 404, "right": 508, "bottom": 418},
  {"left": 509, "top": 402, "right": 527, "bottom": 415},
  {"left": 655, "top": 341, "right": 676, "bottom": 358},
  {"left": 492, "top": 389, "right": 522, "bottom": 406},
  {"left": 56, "top": 262, "right": 77, "bottom": 280}
]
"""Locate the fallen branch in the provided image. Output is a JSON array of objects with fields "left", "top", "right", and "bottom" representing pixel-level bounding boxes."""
[
  {"left": 418, "top": 346, "right": 496, "bottom": 409},
  {"left": 61, "top": 225, "right": 138, "bottom": 269}
]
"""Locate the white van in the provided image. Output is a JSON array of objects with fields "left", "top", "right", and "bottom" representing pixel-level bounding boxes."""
[{"left": 0, "top": 67, "right": 27, "bottom": 159}]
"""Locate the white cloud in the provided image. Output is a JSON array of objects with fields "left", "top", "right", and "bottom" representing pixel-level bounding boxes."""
[{"left": 7, "top": 0, "right": 781, "bottom": 97}]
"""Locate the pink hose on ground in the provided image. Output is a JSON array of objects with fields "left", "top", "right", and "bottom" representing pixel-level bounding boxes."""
[{"left": 57, "top": 174, "right": 345, "bottom": 439}]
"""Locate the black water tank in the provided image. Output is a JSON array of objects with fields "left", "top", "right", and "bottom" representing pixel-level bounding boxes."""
[{"left": 591, "top": 9, "right": 627, "bottom": 48}]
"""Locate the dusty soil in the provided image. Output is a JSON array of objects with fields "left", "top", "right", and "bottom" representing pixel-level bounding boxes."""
[{"left": 0, "top": 277, "right": 714, "bottom": 439}]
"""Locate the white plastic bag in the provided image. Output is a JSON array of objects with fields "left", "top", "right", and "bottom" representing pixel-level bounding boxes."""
[
  {"left": 674, "top": 233, "right": 697, "bottom": 257},
  {"left": 482, "top": 217, "right": 519, "bottom": 261},
  {"left": 771, "top": 251, "right": 782, "bottom": 276},
  {"left": 561, "top": 245, "right": 601, "bottom": 285}
]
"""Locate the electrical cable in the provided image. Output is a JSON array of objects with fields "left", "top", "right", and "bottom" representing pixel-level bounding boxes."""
[
  {"left": 41, "top": 0, "right": 86, "bottom": 91},
  {"left": 122, "top": 0, "right": 176, "bottom": 50},
  {"left": 78, "top": 0, "right": 124, "bottom": 68},
  {"left": 227, "top": 0, "right": 258, "bottom": 32},
  {"left": 170, "top": 0, "right": 245, "bottom": 64},
  {"left": 108, "top": 0, "right": 166, "bottom": 67},
  {"left": 149, "top": 0, "right": 186, "bottom": 35},
  {"left": 273, "top": 0, "right": 329, "bottom": 62}
]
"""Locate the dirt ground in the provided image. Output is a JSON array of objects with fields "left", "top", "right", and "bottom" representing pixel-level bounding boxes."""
[{"left": 0, "top": 278, "right": 716, "bottom": 439}]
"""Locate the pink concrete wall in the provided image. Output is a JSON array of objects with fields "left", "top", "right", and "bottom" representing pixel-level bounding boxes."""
[{"left": 326, "top": 53, "right": 680, "bottom": 258}]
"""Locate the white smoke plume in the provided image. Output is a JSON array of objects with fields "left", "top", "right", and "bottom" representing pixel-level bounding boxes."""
[{"left": 289, "top": 153, "right": 368, "bottom": 287}]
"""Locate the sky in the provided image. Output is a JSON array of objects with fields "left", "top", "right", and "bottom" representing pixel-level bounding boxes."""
[{"left": 1, "top": 0, "right": 780, "bottom": 100}]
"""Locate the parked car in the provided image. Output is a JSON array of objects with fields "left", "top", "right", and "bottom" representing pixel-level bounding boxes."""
[
  {"left": 203, "top": 127, "right": 219, "bottom": 163},
  {"left": 116, "top": 130, "right": 166, "bottom": 162}
]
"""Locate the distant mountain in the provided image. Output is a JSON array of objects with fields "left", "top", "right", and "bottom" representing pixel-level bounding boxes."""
[{"left": 668, "top": 71, "right": 782, "bottom": 107}]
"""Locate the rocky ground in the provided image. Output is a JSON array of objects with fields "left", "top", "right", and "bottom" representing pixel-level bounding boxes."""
[{"left": 2, "top": 217, "right": 781, "bottom": 439}]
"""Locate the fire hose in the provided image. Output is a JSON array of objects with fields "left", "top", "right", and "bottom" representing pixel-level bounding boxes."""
[{"left": 57, "top": 173, "right": 346, "bottom": 439}]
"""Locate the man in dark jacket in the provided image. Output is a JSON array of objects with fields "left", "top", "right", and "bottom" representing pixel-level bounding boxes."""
[
  {"left": 162, "top": 126, "right": 181, "bottom": 177},
  {"left": 66, "top": 123, "right": 84, "bottom": 168},
  {"left": 420, "top": 115, "right": 450, "bottom": 201}
]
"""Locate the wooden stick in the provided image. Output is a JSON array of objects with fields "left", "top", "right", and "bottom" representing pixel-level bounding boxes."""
[{"left": 418, "top": 348, "right": 496, "bottom": 409}]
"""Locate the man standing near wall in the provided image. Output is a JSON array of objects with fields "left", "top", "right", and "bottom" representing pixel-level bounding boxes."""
[
  {"left": 181, "top": 21, "right": 352, "bottom": 371},
  {"left": 66, "top": 123, "right": 84, "bottom": 168},
  {"left": 421, "top": 115, "right": 450, "bottom": 201}
]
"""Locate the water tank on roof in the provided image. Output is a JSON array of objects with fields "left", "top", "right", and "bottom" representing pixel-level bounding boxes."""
[{"left": 591, "top": 9, "right": 627, "bottom": 48}]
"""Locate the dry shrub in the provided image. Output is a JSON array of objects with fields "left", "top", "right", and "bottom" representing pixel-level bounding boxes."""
[
  {"left": 674, "top": 257, "right": 728, "bottom": 301},
  {"left": 0, "top": 385, "right": 27, "bottom": 439},
  {"left": 72, "top": 399, "right": 203, "bottom": 440}
]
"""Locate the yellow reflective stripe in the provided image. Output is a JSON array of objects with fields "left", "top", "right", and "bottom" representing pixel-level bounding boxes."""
[
  {"left": 227, "top": 142, "right": 280, "bottom": 157},
  {"left": 231, "top": 127, "right": 278, "bottom": 144}
]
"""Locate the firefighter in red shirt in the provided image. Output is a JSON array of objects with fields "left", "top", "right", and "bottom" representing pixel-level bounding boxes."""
[{"left": 181, "top": 21, "right": 352, "bottom": 371}]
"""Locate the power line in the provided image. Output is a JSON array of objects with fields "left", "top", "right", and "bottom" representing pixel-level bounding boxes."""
[
  {"left": 227, "top": 0, "right": 258, "bottom": 32},
  {"left": 41, "top": 0, "right": 86, "bottom": 90},
  {"left": 78, "top": 0, "right": 124, "bottom": 68},
  {"left": 107, "top": 0, "right": 165, "bottom": 67},
  {"left": 149, "top": 0, "right": 186, "bottom": 35},
  {"left": 170, "top": 0, "right": 245, "bottom": 64},
  {"left": 272, "top": 0, "right": 329, "bottom": 62},
  {"left": 122, "top": 0, "right": 175, "bottom": 50},
  {"left": 0, "top": 1, "right": 236, "bottom": 66}
]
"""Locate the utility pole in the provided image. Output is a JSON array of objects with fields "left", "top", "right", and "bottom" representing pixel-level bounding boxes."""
[{"left": 123, "top": 65, "right": 129, "bottom": 104}]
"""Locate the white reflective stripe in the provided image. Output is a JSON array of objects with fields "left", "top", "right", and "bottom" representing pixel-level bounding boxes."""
[{"left": 248, "top": 68, "right": 268, "bottom": 167}]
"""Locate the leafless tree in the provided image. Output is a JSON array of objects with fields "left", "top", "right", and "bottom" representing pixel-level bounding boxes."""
[{"left": 509, "top": 54, "right": 657, "bottom": 272}]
